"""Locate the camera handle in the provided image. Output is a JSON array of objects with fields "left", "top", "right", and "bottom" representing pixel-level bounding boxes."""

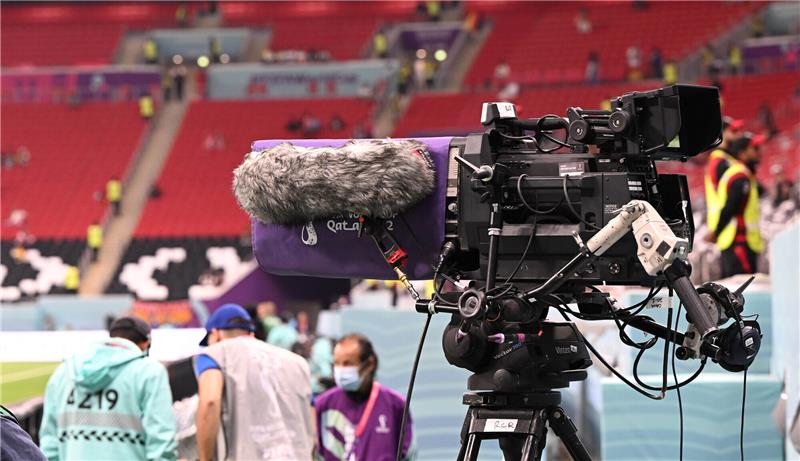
[{"left": 453, "top": 154, "right": 509, "bottom": 291}]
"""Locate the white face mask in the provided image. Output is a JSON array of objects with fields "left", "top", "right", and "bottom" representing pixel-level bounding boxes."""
[{"left": 333, "top": 365, "right": 364, "bottom": 391}]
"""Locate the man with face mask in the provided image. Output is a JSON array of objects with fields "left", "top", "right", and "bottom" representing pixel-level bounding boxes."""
[
  {"left": 315, "top": 333, "right": 416, "bottom": 461},
  {"left": 705, "top": 132, "right": 766, "bottom": 277}
]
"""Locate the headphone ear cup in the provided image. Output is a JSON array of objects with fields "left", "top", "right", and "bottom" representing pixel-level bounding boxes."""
[{"left": 717, "top": 320, "right": 761, "bottom": 372}]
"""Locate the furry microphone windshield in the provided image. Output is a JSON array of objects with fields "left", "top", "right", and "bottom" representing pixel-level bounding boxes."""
[{"left": 233, "top": 139, "right": 436, "bottom": 225}]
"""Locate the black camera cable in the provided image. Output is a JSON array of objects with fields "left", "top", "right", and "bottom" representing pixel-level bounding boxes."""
[
  {"left": 741, "top": 368, "right": 748, "bottom": 461},
  {"left": 673, "top": 302, "right": 684, "bottom": 461},
  {"left": 555, "top": 307, "right": 673, "bottom": 400},
  {"left": 396, "top": 310, "right": 430, "bottom": 461},
  {"left": 731, "top": 302, "right": 750, "bottom": 461},
  {"left": 396, "top": 268, "right": 451, "bottom": 461},
  {"left": 535, "top": 115, "right": 572, "bottom": 153},
  {"left": 562, "top": 176, "right": 602, "bottom": 231}
]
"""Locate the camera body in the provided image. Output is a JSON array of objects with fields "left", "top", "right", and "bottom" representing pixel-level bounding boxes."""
[
  {"left": 437, "top": 85, "right": 722, "bottom": 392},
  {"left": 444, "top": 85, "right": 721, "bottom": 290},
  {"left": 447, "top": 135, "right": 695, "bottom": 288}
]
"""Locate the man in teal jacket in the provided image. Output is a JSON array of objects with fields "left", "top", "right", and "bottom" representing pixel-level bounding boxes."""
[{"left": 40, "top": 317, "right": 178, "bottom": 460}]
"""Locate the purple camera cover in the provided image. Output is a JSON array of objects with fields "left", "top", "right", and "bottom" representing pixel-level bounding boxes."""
[{"left": 250, "top": 137, "right": 452, "bottom": 279}]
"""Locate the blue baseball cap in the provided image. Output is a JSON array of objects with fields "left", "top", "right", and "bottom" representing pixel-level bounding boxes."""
[{"left": 199, "top": 304, "right": 255, "bottom": 346}]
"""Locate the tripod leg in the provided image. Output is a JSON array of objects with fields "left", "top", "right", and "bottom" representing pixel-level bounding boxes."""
[
  {"left": 458, "top": 434, "right": 481, "bottom": 461},
  {"left": 458, "top": 408, "right": 481, "bottom": 461},
  {"left": 548, "top": 406, "right": 592, "bottom": 461}
]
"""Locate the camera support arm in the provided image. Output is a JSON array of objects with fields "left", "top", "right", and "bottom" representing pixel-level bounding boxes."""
[
  {"left": 523, "top": 200, "right": 721, "bottom": 341},
  {"left": 514, "top": 199, "right": 759, "bottom": 370}
]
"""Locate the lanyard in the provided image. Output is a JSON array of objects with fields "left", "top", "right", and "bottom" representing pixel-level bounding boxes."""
[
  {"left": 345, "top": 382, "right": 381, "bottom": 461},
  {"left": 355, "top": 382, "right": 381, "bottom": 437}
]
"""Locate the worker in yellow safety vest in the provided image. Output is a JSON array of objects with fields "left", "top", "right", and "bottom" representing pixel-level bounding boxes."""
[
  {"left": 704, "top": 132, "right": 766, "bottom": 278},
  {"left": 139, "top": 93, "right": 154, "bottom": 120},
  {"left": 106, "top": 176, "right": 122, "bottom": 216},
  {"left": 705, "top": 116, "right": 744, "bottom": 231},
  {"left": 87, "top": 222, "right": 103, "bottom": 262},
  {"left": 64, "top": 266, "right": 80, "bottom": 293},
  {"left": 143, "top": 38, "right": 158, "bottom": 65},
  {"left": 373, "top": 29, "right": 388, "bottom": 59}
]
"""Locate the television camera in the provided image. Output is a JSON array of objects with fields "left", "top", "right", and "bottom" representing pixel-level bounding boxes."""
[{"left": 396, "top": 85, "right": 763, "bottom": 461}]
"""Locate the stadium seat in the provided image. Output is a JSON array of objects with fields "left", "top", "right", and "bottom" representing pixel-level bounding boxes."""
[
  {"left": 0, "top": 2, "right": 182, "bottom": 67},
  {"left": 0, "top": 239, "right": 85, "bottom": 301},
  {"left": 1, "top": 102, "right": 147, "bottom": 239},
  {"left": 106, "top": 236, "right": 252, "bottom": 301},
  {"left": 464, "top": 1, "right": 761, "bottom": 86},
  {"left": 219, "top": 1, "right": 415, "bottom": 60}
]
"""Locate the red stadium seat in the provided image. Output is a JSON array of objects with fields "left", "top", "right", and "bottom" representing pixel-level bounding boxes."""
[
  {"left": 1, "top": 2, "right": 198, "bottom": 67},
  {"left": 219, "top": 1, "right": 416, "bottom": 61},
  {"left": 1, "top": 102, "right": 147, "bottom": 239},
  {"left": 464, "top": 1, "right": 761, "bottom": 87}
]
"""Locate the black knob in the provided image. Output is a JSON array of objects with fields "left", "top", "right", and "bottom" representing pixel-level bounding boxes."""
[
  {"left": 608, "top": 111, "right": 630, "bottom": 134},
  {"left": 569, "top": 119, "right": 591, "bottom": 143},
  {"left": 675, "top": 346, "right": 690, "bottom": 360},
  {"left": 458, "top": 289, "right": 487, "bottom": 320}
]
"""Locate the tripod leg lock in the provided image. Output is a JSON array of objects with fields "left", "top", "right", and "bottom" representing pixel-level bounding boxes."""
[{"left": 547, "top": 406, "right": 592, "bottom": 461}]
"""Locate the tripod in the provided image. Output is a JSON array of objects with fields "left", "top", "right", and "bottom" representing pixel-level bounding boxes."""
[{"left": 456, "top": 391, "right": 591, "bottom": 461}]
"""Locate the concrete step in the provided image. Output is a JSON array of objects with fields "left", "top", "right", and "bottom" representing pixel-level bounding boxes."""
[{"left": 79, "top": 99, "right": 189, "bottom": 295}]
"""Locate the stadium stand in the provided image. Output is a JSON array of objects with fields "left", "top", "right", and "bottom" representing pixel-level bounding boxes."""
[
  {"left": 0, "top": 2, "right": 183, "bottom": 67},
  {"left": 715, "top": 71, "right": 800, "bottom": 130},
  {"left": 0, "top": 102, "right": 148, "bottom": 239},
  {"left": 133, "top": 98, "right": 374, "bottom": 237},
  {"left": 464, "top": 1, "right": 762, "bottom": 86},
  {"left": 0, "top": 239, "right": 85, "bottom": 301},
  {"left": 106, "top": 236, "right": 251, "bottom": 301},
  {"left": 219, "top": 1, "right": 416, "bottom": 60}
]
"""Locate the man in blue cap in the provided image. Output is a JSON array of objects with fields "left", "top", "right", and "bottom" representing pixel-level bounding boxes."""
[{"left": 194, "top": 304, "right": 315, "bottom": 461}]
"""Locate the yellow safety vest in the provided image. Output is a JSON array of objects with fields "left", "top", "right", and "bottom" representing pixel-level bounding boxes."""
[
  {"left": 663, "top": 63, "right": 677, "bottom": 85},
  {"left": 144, "top": 40, "right": 158, "bottom": 61},
  {"left": 139, "top": 96, "right": 154, "bottom": 118},
  {"left": 426, "top": 1, "right": 441, "bottom": 17},
  {"left": 65, "top": 266, "right": 80, "bottom": 290},
  {"left": 106, "top": 179, "right": 122, "bottom": 202},
  {"left": 87, "top": 225, "right": 103, "bottom": 249},
  {"left": 729, "top": 47, "right": 742, "bottom": 67},
  {"left": 374, "top": 34, "right": 387, "bottom": 55},
  {"left": 704, "top": 148, "right": 735, "bottom": 228},
  {"left": 710, "top": 161, "right": 763, "bottom": 252}
]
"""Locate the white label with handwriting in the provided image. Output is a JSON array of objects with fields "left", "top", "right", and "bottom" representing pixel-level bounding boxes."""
[
  {"left": 645, "top": 295, "right": 672, "bottom": 309},
  {"left": 485, "top": 418, "right": 517, "bottom": 432}
]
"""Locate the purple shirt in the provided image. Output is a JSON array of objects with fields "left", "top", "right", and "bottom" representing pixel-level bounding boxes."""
[{"left": 315, "top": 383, "right": 415, "bottom": 461}]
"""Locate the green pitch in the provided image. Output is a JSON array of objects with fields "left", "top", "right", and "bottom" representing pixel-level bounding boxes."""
[{"left": 1, "top": 362, "right": 60, "bottom": 405}]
